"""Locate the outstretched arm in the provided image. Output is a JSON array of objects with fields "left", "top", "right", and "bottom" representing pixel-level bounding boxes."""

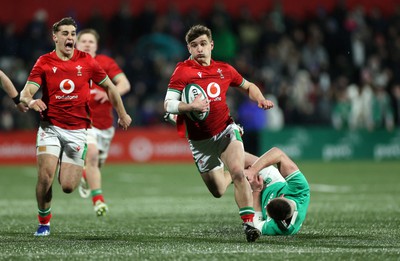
[
  {"left": 0, "top": 70, "right": 28, "bottom": 112},
  {"left": 240, "top": 80, "right": 274, "bottom": 110}
]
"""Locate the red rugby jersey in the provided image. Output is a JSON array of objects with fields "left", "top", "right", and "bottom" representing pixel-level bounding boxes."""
[
  {"left": 90, "top": 54, "right": 124, "bottom": 129},
  {"left": 27, "top": 49, "right": 107, "bottom": 129},
  {"left": 168, "top": 58, "right": 244, "bottom": 140}
]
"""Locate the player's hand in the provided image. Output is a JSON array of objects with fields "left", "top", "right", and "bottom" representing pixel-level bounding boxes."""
[
  {"left": 118, "top": 113, "right": 132, "bottom": 130},
  {"left": 249, "top": 175, "right": 264, "bottom": 192},
  {"left": 191, "top": 94, "right": 209, "bottom": 113},
  {"left": 258, "top": 99, "right": 274, "bottom": 110},
  {"left": 16, "top": 102, "right": 29, "bottom": 112},
  {"left": 244, "top": 167, "right": 258, "bottom": 183},
  {"left": 28, "top": 99, "right": 47, "bottom": 112},
  {"left": 93, "top": 91, "right": 109, "bottom": 104}
]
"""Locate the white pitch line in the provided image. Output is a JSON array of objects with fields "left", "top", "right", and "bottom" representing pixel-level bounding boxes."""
[{"left": 310, "top": 184, "right": 352, "bottom": 193}]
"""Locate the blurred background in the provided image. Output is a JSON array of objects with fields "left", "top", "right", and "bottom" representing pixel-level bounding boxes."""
[{"left": 1, "top": 0, "right": 399, "bottom": 163}]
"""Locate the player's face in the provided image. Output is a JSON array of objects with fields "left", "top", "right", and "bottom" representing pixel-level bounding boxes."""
[
  {"left": 53, "top": 25, "right": 77, "bottom": 58},
  {"left": 187, "top": 34, "right": 214, "bottom": 66},
  {"left": 76, "top": 33, "right": 98, "bottom": 58}
]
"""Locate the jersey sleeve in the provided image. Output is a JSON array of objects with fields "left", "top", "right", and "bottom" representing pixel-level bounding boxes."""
[
  {"left": 227, "top": 64, "right": 244, "bottom": 87},
  {"left": 285, "top": 171, "right": 310, "bottom": 201},
  {"left": 27, "top": 56, "right": 45, "bottom": 88},
  {"left": 101, "top": 55, "right": 123, "bottom": 81},
  {"left": 90, "top": 58, "right": 108, "bottom": 85},
  {"left": 168, "top": 62, "right": 187, "bottom": 92}
]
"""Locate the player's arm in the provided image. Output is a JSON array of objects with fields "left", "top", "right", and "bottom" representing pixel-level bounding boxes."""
[
  {"left": 0, "top": 70, "right": 28, "bottom": 112},
  {"left": 98, "top": 77, "right": 132, "bottom": 130},
  {"left": 249, "top": 147, "right": 299, "bottom": 178},
  {"left": 164, "top": 89, "right": 208, "bottom": 114},
  {"left": 20, "top": 82, "right": 46, "bottom": 112},
  {"left": 113, "top": 73, "right": 131, "bottom": 96},
  {"left": 240, "top": 80, "right": 274, "bottom": 110},
  {"left": 251, "top": 175, "right": 267, "bottom": 232},
  {"left": 96, "top": 74, "right": 131, "bottom": 104},
  {"left": 244, "top": 152, "right": 259, "bottom": 168}
]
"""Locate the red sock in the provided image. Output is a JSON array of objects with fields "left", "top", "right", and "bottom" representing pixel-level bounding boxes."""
[
  {"left": 241, "top": 214, "right": 254, "bottom": 223},
  {"left": 92, "top": 194, "right": 104, "bottom": 205},
  {"left": 38, "top": 213, "right": 52, "bottom": 225}
]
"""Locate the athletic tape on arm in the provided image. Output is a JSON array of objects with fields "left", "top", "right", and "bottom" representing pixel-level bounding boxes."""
[{"left": 165, "top": 91, "right": 181, "bottom": 114}]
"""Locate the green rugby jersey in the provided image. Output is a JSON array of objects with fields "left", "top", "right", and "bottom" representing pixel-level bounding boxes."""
[{"left": 259, "top": 170, "right": 310, "bottom": 235}]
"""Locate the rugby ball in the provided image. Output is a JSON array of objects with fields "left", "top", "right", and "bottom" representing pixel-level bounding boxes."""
[{"left": 181, "top": 83, "right": 209, "bottom": 121}]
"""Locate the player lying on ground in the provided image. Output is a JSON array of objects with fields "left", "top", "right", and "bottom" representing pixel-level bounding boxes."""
[{"left": 244, "top": 147, "right": 310, "bottom": 235}]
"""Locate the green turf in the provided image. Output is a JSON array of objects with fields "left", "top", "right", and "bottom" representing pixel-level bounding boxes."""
[{"left": 0, "top": 161, "right": 399, "bottom": 260}]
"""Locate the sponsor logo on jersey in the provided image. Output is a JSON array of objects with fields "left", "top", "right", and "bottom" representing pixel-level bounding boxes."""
[
  {"left": 52, "top": 67, "right": 57, "bottom": 73},
  {"left": 60, "top": 79, "right": 75, "bottom": 94},
  {"left": 197, "top": 72, "right": 202, "bottom": 78},
  {"left": 57, "top": 79, "right": 78, "bottom": 100},
  {"left": 206, "top": 82, "right": 221, "bottom": 101}
]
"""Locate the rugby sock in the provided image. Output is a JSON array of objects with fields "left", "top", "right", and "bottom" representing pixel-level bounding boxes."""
[
  {"left": 91, "top": 189, "right": 105, "bottom": 205},
  {"left": 239, "top": 207, "right": 255, "bottom": 223},
  {"left": 38, "top": 207, "right": 52, "bottom": 225}
]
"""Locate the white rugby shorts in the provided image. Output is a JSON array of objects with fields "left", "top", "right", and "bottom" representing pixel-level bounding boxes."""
[
  {"left": 36, "top": 122, "right": 87, "bottom": 166},
  {"left": 188, "top": 123, "right": 243, "bottom": 173},
  {"left": 86, "top": 126, "right": 115, "bottom": 164}
]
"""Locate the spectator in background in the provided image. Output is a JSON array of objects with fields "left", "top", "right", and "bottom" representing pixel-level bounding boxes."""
[
  {"left": 347, "top": 69, "right": 373, "bottom": 130},
  {"left": 21, "top": 9, "right": 51, "bottom": 63},
  {"left": 331, "top": 75, "right": 351, "bottom": 130},
  {"left": 238, "top": 97, "right": 267, "bottom": 155},
  {"left": 209, "top": 2, "right": 238, "bottom": 63},
  {"left": 369, "top": 75, "right": 394, "bottom": 131},
  {"left": 391, "top": 83, "right": 400, "bottom": 127},
  {"left": 1, "top": 1, "right": 400, "bottom": 131},
  {"left": 265, "top": 94, "right": 284, "bottom": 131},
  {"left": 76, "top": 28, "right": 131, "bottom": 216}
]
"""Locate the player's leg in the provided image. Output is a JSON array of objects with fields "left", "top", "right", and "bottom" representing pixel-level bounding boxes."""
[
  {"left": 85, "top": 142, "right": 101, "bottom": 193},
  {"left": 221, "top": 140, "right": 260, "bottom": 242},
  {"left": 34, "top": 153, "right": 59, "bottom": 236},
  {"left": 85, "top": 142, "right": 108, "bottom": 216},
  {"left": 58, "top": 162, "right": 84, "bottom": 193},
  {"left": 189, "top": 137, "right": 232, "bottom": 197},
  {"left": 57, "top": 127, "right": 87, "bottom": 193},
  {"left": 85, "top": 127, "right": 113, "bottom": 215},
  {"left": 221, "top": 140, "right": 251, "bottom": 210},
  {"left": 36, "top": 153, "right": 58, "bottom": 209},
  {"left": 34, "top": 124, "right": 62, "bottom": 236},
  {"left": 79, "top": 129, "right": 97, "bottom": 199}
]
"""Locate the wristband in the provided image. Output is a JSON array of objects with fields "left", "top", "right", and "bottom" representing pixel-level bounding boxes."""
[{"left": 12, "top": 93, "right": 20, "bottom": 105}]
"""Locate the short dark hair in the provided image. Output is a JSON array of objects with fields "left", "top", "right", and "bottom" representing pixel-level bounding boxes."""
[
  {"left": 52, "top": 17, "right": 77, "bottom": 34},
  {"left": 185, "top": 25, "right": 212, "bottom": 44},
  {"left": 266, "top": 198, "right": 294, "bottom": 221},
  {"left": 77, "top": 28, "right": 100, "bottom": 42}
]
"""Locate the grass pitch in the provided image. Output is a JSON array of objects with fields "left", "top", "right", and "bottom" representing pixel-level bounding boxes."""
[{"left": 0, "top": 161, "right": 399, "bottom": 260}]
